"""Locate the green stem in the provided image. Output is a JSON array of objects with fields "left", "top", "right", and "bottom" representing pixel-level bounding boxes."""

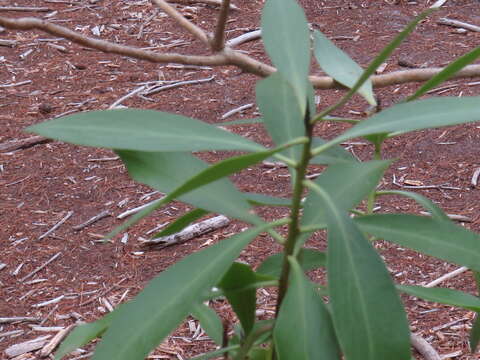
[
  {"left": 366, "top": 142, "right": 382, "bottom": 214},
  {"left": 234, "top": 324, "right": 273, "bottom": 360},
  {"left": 275, "top": 109, "right": 313, "bottom": 315}
]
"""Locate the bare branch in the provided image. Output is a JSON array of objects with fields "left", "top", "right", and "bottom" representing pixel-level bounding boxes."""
[
  {"left": 211, "top": 0, "right": 230, "bottom": 51},
  {"left": 1, "top": 16, "right": 480, "bottom": 91},
  {"left": 150, "top": 0, "right": 210, "bottom": 45}
]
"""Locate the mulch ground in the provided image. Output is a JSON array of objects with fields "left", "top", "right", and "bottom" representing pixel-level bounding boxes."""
[{"left": 1, "top": 0, "right": 480, "bottom": 359}]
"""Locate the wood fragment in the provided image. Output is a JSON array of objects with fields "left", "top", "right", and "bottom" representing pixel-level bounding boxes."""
[
  {"left": 20, "top": 252, "right": 61, "bottom": 282},
  {"left": 0, "top": 263, "right": 6, "bottom": 271},
  {"left": 80, "top": 277, "right": 127, "bottom": 306},
  {"left": 39, "top": 325, "right": 74, "bottom": 357},
  {"left": 226, "top": 29, "right": 261, "bottom": 47},
  {"left": 429, "top": 0, "right": 448, "bottom": 8},
  {"left": 38, "top": 211, "right": 73, "bottom": 240},
  {"left": 32, "top": 295, "right": 65, "bottom": 308},
  {"left": 425, "top": 266, "right": 468, "bottom": 288},
  {"left": 170, "top": 0, "right": 238, "bottom": 10},
  {"left": 0, "top": 80, "right": 32, "bottom": 88},
  {"left": 0, "top": 136, "right": 51, "bottom": 153},
  {"left": 0, "top": 6, "right": 51, "bottom": 12},
  {"left": 143, "top": 76, "right": 215, "bottom": 96},
  {"left": 221, "top": 103, "right": 253, "bottom": 119},
  {"left": 0, "top": 317, "right": 41, "bottom": 324},
  {"left": 141, "top": 215, "right": 230, "bottom": 248},
  {"left": 117, "top": 198, "right": 164, "bottom": 219},
  {"left": 410, "top": 333, "right": 441, "bottom": 360},
  {"left": 419, "top": 211, "right": 471, "bottom": 222},
  {"left": 0, "top": 330, "right": 24, "bottom": 337},
  {"left": 471, "top": 167, "right": 480, "bottom": 187},
  {"left": 73, "top": 210, "right": 111, "bottom": 231},
  {"left": 109, "top": 85, "right": 146, "bottom": 109},
  {"left": 4, "top": 336, "right": 51, "bottom": 358},
  {"left": 437, "top": 18, "right": 480, "bottom": 33},
  {"left": 0, "top": 39, "right": 17, "bottom": 47}
]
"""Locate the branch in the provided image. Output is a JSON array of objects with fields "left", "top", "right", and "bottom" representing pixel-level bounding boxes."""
[
  {"left": 1, "top": 16, "right": 480, "bottom": 90},
  {"left": 410, "top": 333, "right": 441, "bottom": 360},
  {"left": 211, "top": 0, "right": 230, "bottom": 51},
  {"left": 150, "top": 0, "right": 210, "bottom": 45}
]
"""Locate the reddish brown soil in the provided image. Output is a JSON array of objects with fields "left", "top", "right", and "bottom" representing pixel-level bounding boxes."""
[{"left": 1, "top": 0, "right": 480, "bottom": 359}]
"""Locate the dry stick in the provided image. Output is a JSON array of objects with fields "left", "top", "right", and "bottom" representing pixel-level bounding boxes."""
[
  {"left": 0, "top": 317, "right": 40, "bottom": 324},
  {"left": 0, "top": 80, "right": 32, "bottom": 87},
  {"left": 0, "top": 6, "right": 51, "bottom": 11},
  {"left": 73, "top": 210, "right": 111, "bottom": 231},
  {"left": 221, "top": 103, "right": 253, "bottom": 119},
  {"left": 80, "top": 277, "right": 127, "bottom": 306},
  {"left": 143, "top": 76, "right": 214, "bottom": 95},
  {"left": 20, "top": 252, "right": 61, "bottom": 282},
  {"left": 1, "top": 17, "right": 480, "bottom": 89},
  {"left": 226, "top": 29, "right": 261, "bottom": 47},
  {"left": 171, "top": 0, "right": 238, "bottom": 9},
  {"left": 140, "top": 215, "right": 230, "bottom": 248},
  {"left": 410, "top": 333, "right": 441, "bottom": 360},
  {"left": 437, "top": 17, "right": 480, "bottom": 32},
  {"left": 0, "top": 136, "right": 51, "bottom": 152},
  {"left": 117, "top": 197, "right": 164, "bottom": 219},
  {"left": 429, "top": 0, "right": 448, "bottom": 8},
  {"left": 38, "top": 211, "right": 73, "bottom": 240},
  {"left": 39, "top": 325, "right": 74, "bottom": 357},
  {"left": 471, "top": 167, "right": 480, "bottom": 187},
  {"left": 211, "top": 0, "right": 231, "bottom": 51},
  {"left": 151, "top": 0, "right": 210, "bottom": 45},
  {"left": 425, "top": 266, "right": 469, "bottom": 288}
]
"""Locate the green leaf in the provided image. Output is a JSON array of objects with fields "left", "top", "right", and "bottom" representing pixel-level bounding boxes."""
[
  {"left": 152, "top": 208, "right": 209, "bottom": 238},
  {"left": 308, "top": 184, "right": 410, "bottom": 360},
  {"left": 243, "top": 193, "right": 292, "bottom": 207},
  {"left": 55, "top": 312, "right": 115, "bottom": 359},
  {"left": 218, "top": 262, "right": 257, "bottom": 336},
  {"left": 27, "top": 109, "right": 263, "bottom": 152},
  {"left": 310, "top": 137, "right": 356, "bottom": 165},
  {"left": 313, "top": 30, "right": 375, "bottom": 105},
  {"left": 191, "top": 303, "right": 223, "bottom": 345},
  {"left": 256, "top": 72, "right": 305, "bottom": 162},
  {"left": 376, "top": 190, "right": 449, "bottom": 221},
  {"left": 329, "top": 97, "right": 480, "bottom": 145},
  {"left": 118, "top": 151, "right": 256, "bottom": 222},
  {"left": 190, "top": 345, "right": 240, "bottom": 360},
  {"left": 257, "top": 249, "right": 326, "bottom": 279},
  {"left": 398, "top": 285, "right": 480, "bottom": 312},
  {"left": 274, "top": 257, "right": 340, "bottom": 360},
  {"left": 408, "top": 46, "right": 480, "bottom": 101},
  {"left": 302, "top": 160, "right": 391, "bottom": 231},
  {"left": 217, "top": 118, "right": 263, "bottom": 126},
  {"left": 92, "top": 225, "right": 269, "bottom": 360},
  {"left": 355, "top": 214, "right": 480, "bottom": 272},
  {"left": 261, "top": 0, "right": 310, "bottom": 113},
  {"left": 470, "top": 314, "right": 480, "bottom": 352}
]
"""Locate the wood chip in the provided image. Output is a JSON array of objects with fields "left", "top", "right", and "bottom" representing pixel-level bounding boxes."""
[
  {"left": 0, "top": 317, "right": 41, "bottom": 324},
  {"left": 39, "top": 325, "right": 74, "bottom": 357},
  {"left": 0, "top": 136, "right": 51, "bottom": 152},
  {"left": 471, "top": 167, "right": 480, "bottom": 187},
  {"left": 5, "top": 336, "right": 51, "bottom": 358},
  {"left": 141, "top": 215, "right": 230, "bottom": 248},
  {"left": 437, "top": 18, "right": 480, "bottom": 33}
]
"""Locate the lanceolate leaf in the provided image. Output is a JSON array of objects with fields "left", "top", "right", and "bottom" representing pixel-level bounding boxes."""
[
  {"left": 314, "top": 30, "right": 375, "bottom": 105},
  {"left": 261, "top": 0, "right": 310, "bottom": 113},
  {"left": 310, "top": 137, "right": 355, "bottom": 165},
  {"left": 218, "top": 263, "right": 257, "bottom": 336},
  {"left": 257, "top": 249, "right": 326, "bottom": 279},
  {"left": 355, "top": 214, "right": 480, "bottom": 272},
  {"left": 243, "top": 193, "right": 292, "bottom": 207},
  {"left": 92, "top": 225, "right": 269, "bottom": 360},
  {"left": 274, "top": 257, "right": 339, "bottom": 360},
  {"left": 302, "top": 160, "right": 391, "bottom": 230},
  {"left": 408, "top": 46, "right": 480, "bottom": 101},
  {"left": 470, "top": 315, "right": 480, "bottom": 352},
  {"left": 329, "top": 97, "right": 480, "bottom": 145},
  {"left": 256, "top": 73, "right": 305, "bottom": 162},
  {"left": 27, "top": 109, "right": 264, "bottom": 152},
  {"left": 191, "top": 303, "right": 223, "bottom": 345},
  {"left": 398, "top": 285, "right": 480, "bottom": 312},
  {"left": 117, "top": 151, "right": 256, "bottom": 222},
  {"left": 308, "top": 183, "right": 410, "bottom": 360},
  {"left": 55, "top": 312, "right": 115, "bottom": 360}
]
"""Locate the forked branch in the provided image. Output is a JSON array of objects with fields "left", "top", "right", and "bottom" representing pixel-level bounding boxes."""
[
  {"left": 211, "top": 0, "right": 231, "bottom": 51},
  {"left": 0, "top": 15, "right": 480, "bottom": 90}
]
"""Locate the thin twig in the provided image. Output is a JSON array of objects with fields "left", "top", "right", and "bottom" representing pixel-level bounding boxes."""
[
  {"left": 80, "top": 277, "right": 127, "bottom": 306},
  {"left": 437, "top": 17, "right": 480, "bottom": 32},
  {"left": 38, "top": 211, "right": 73, "bottom": 240},
  {"left": 117, "top": 197, "right": 164, "bottom": 219},
  {"left": 410, "top": 333, "right": 442, "bottom": 360},
  {"left": 151, "top": 0, "right": 210, "bottom": 45},
  {"left": 0, "top": 317, "right": 40, "bottom": 324},
  {"left": 20, "top": 252, "right": 62, "bottom": 282},
  {"left": 471, "top": 168, "right": 480, "bottom": 187},
  {"left": 143, "top": 76, "right": 215, "bottom": 96},
  {"left": 425, "top": 266, "right": 468, "bottom": 288},
  {"left": 73, "top": 210, "right": 111, "bottom": 231},
  {"left": 1, "top": 16, "right": 480, "bottom": 89},
  {"left": 0, "top": 6, "right": 51, "bottom": 11},
  {"left": 221, "top": 103, "right": 253, "bottom": 119},
  {"left": 211, "top": 0, "right": 231, "bottom": 51},
  {"left": 226, "top": 29, "right": 261, "bottom": 47}
]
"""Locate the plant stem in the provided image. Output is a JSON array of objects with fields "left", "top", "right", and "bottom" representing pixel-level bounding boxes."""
[
  {"left": 234, "top": 324, "right": 273, "bottom": 360},
  {"left": 275, "top": 108, "right": 313, "bottom": 315}
]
